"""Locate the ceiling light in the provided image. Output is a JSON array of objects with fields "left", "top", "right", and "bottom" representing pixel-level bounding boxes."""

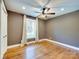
[
  {"left": 22, "top": 6, "right": 26, "bottom": 10},
  {"left": 61, "top": 8, "right": 64, "bottom": 11}
]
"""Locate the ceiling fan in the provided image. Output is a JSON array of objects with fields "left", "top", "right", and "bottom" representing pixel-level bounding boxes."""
[
  {"left": 34, "top": 7, "right": 55, "bottom": 18},
  {"left": 26, "top": 0, "right": 56, "bottom": 17},
  {"left": 34, "top": 7, "right": 55, "bottom": 15}
]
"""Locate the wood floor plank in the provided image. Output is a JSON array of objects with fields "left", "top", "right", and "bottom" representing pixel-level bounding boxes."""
[{"left": 4, "top": 41, "right": 79, "bottom": 59}]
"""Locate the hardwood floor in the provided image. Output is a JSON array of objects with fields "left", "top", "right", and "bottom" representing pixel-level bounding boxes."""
[{"left": 4, "top": 41, "right": 79, "bottom": 59}]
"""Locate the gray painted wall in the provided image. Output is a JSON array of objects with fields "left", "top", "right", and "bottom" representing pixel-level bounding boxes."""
[
  {"left": 7, "top": 11, "right": 45, "bottom": 45},
  {"left": 38, "top": 19, "right": 46, "bottom": 39},
  {"left": 46, "top": 11, "right": 79, "bottom": 47},
  {"left": 8, "top": 11, "right": 23, "bottom": 45},
  {"left": 7, "top": 10, "right": 79, "bottom": 47}
]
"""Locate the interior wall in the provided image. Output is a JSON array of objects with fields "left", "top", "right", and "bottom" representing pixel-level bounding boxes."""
[
  {"left": 8, "top": 11, "right": 23, "bottom": 45},
  {"left": 46, "top": 10, "right": 79, "bottom": 47},
  {"left": 7, "top": 11, "right": 46, "bottom": 45},
  {"left": 38, "top": 19, "right": 46, "bottom": 39}
]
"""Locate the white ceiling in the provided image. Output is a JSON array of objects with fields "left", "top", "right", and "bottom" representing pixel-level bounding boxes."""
[{"left": 4, "top": 0, "right": 79, "bottom": 19}]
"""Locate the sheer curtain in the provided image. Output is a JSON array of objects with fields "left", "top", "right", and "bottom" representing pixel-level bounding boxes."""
[
  {"left": 21, "top": 15, "right": 38, "bottom": 46},
  {"left": 21, "top": 15, "right": 27, "bottom": 46}
]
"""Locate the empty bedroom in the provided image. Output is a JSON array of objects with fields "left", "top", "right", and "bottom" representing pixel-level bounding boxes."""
[{"left": 0, "top": 0, "right": 79, "bottom": 59}]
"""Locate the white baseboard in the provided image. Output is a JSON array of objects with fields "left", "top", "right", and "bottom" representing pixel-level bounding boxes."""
[
  {"left": 43, "top": 39, "right": 79, "bottom": 51},
  {"left": 7, "top": 41, "right": 39, "bottom": 49},
  {"left": 7, "top": 39, "right": 79, "bottom": 51},
  {"left": 7, "top": 44, "right": 21, "bottom": 49},
  {"left": 26, "top": 41, "right": 37, "bottom": 44},
  {"left": 26, "top": 40, "right": 45, "bottom": 44},
  {"left": 7, "top": 39, "right": 46, "bottom": 49}
]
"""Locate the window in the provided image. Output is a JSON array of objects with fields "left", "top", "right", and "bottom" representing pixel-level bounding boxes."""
[{"left": 26, "top": 18, "right": 36, "bottom": 39}]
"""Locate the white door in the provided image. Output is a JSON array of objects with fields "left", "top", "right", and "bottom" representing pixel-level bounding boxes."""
[{"left": 1, "top": 1, "right": 7, "bottom": 59}]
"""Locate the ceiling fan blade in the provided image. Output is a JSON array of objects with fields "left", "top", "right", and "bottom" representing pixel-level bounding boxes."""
[
  {"left": 43, "top": 0, "right": 51, "bottom": 7},
  {"left": 26, "top": 0, "right": 51, "bottom": 9},
  {"left": 27, "top": 3, "right": 42, "bottom": 8},
  {"left": 24, "top": 0, "right": 42, "bottom": 8},
  {"left": 34, "top": 11, "right": 41, "bottom": 13},
  {"left": 45, "top": 13, "right": 55, "bottom": 15}
]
